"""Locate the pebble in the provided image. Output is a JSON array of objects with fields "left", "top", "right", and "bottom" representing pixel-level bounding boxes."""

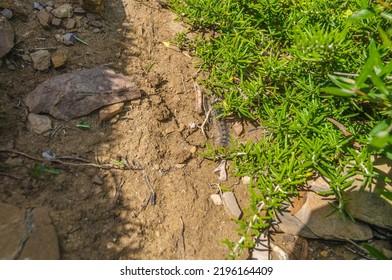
[
  {"left": 233, "top": 121, "right": 244, "bottom": 136},
  {"left": 65, "top": 18, "right": 76, "bottom": 30},
  {"left": 92, "top": 175, "right": 103, "bottom": 185},
  {"left": 28, "top": 113, "right": 52, "bottom": 134},
  {"left": 241, "top": 176, "right": 251, "bottom": 185},
  {"left": 92, "top": 28, "right": 101, "bottom": 34},
  {"left": 30, "top": 49, "right": 51, "bottom": 71},
  {"left": 51, "top": 4, "right": 73, "bottom": 19},
  {"left": 222, "top": 192, "right": 242, "bottom": 219},
  {"left": 1, "top": 8, "right": 13, "bottom": 19},
  {"left": 189, "top": 146, "right": 197, "bottom": 154},
  {"left": 37, "top": 9, "right": 51, "bottom": 28},
  {"left": 99, "top": 102, "right": 124, "bottom": 122},
  {"left": 320, "top": 250, "right": 329, "bottom": 258},
  {"left": 33, "top": 2, "right": 44, "bottom": 11},
  {"left": 210, "top": 194, "right": 222, "bottom": 206},
  {"left": 51, "top": 51, "right": 67, "bottom": 68},
  {"left": 51, "top": 17, "right": 61, "bottom": 27}
]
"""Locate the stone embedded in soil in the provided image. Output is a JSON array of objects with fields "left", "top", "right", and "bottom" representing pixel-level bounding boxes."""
[
  {"left": 1, "top": 8, "right": 13, "bottom": 19},
  {"left": 51, "top": 4, "right": 73, "bottom": 19},
  {"left": 99, "top": 102, "right": 124, "bottom": 122},
  {"left": 25, "top": 67, "right": 142, "bottom": 120},
  {"left": 345, "top": 190, "right": 392, "bottom": 231},
  {"left": 28, "top": 113, "right": 52, "bottom": 134},
  {"left": 92, "top": 175, "right": 103, "bottom": 185},
  {"left": 65, "top": 18, "right": 76, "bottom": 30},
  {"left": 36, "top": 9, "right": 51, "bottom": 28},
  {"left": 51, "top": 17, "right": 61, "bottom": 27},
  {"left": 241, "top": 176, "right": 251, "bottom": 185},
  {"left": 30, "top": 49, "right": 51, "bottom": 71},
  {"left": 0, "top": 203, "right": 60, "bottom": 260},
  {"left": 222, "top": 192, "right": 242, "bottom": 219},
  {"left": 210, "top": 194, "right": 222, "bottom": 206},
  {"left": 252, "top": 231, "right": 270, "bottom": 260},
  {"left": 276, "top": 192, "right": 373, "bottom": 241},
  {"left": 79, "top": 0, "right": 105, "bottom": 14},
  {"left": 51, "top": 50, "right": 67, "bottom": 68},
  {"left": 232, "top": 121, "right": 244, "bottom": 136},
  {"left": 0, "top": 15, "right": 14, "bottom": 58}
]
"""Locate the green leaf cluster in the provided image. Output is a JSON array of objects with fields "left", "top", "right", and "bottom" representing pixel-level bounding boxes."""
[{"left": 169, "top": 0, "right": 392, "bottom": 258}]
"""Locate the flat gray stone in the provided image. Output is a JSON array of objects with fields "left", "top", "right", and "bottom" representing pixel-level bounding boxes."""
[
  {"left": 222, "top": 192, "right": 242, "bottom": 219},
  {"left": 276, "top": 192, "right": 373, "bottom": 241},
  {"left": 346, "top": 190, "right": 392, "bottom": 231},
  {"left": 0, "top": 203, "right": 59, "bottom": 260},
  {"left": 0, "top": 15, "right": 14, "bottom": 58}
]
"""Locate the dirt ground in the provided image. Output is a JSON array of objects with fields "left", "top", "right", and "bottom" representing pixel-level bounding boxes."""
[
  {"left": 0, "top": 0, "right": 255, "bottom": 260},
  {"left": 1, "top": 0, "right": 379, "bottom": 260}
]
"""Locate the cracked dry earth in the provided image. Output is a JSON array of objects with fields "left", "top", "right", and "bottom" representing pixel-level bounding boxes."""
[{"left": 0, "top": 0, "right": 252, "bottom": 259}]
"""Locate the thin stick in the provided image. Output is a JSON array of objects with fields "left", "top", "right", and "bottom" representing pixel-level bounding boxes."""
[
  {"left": 180, "top": 216, "right": 186, "bottom": 260},
  {"left": 0, "top": 172, "right": 22, "bottom": 180},
  {"left": 198, "top": 107, "right": 213, "bottom": 140},
  {"left": 114, "top": 176, "right": 125, "bottom": 202},
  {"left": 133, "top": 160, "right": 156, "bottom": 205},
  {"left": 0, "top": 149, "right": 121, "bottom": 169}
]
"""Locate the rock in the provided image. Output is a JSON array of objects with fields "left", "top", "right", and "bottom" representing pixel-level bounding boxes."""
[
  {"left": 1, "top": 8, "right": 13, "bottom": 19},
  {"left": 345, "top": 190, "right": 392, "bottom": 230},
  {"left": 0, "top": 15, "right": 14, "bottom": 58},
  {"left": 99, "top": 102, "right": 124, "bottom": 122},
  {"left": 92, "top": 174, "right": 103, "bottom": 185},
  {"left": 0, "top": 203, "right": 59, "bottom": 260},
  {"left": 33, "top": 2, "right": 43, "bottom": 10},
  {"left": 50, "top": 50, "right": 67, "bottom": 68},
  {"left": 30, "top": 49, "right": 51, "bottom": 71},
  {"left": 232, "top": 121, "right": 243, "bottom": 136},
  {"left": 241, "top": 176, "right": 251, "bottom": 185},
  {"left": 222, "top": 192, "right": 242, "bottom": 219},
  {"left": 51, "top": 4, "right": 73, "bottom": 18},
  {"left": 65, "top": 18, "right": 76, "bottom": 29},
  {"left": 28, "top": 113, "right": 52, "bottom": 134},
  {"left": 79, "top": 0, "right": 104, "bottom": 13},
  {"left": 36, "top": 9, "right": 51, "bottom": 28},
  {"left": 92, "top": 27, "right": 101, "bottom": 33},
  {"left": 276, "top": 192, "right": 373, "bottom": 241},
  {"left": 25, "top": 67, "right": 142, "bottom": 120},
  {"left": 210, "top": 194, "right": 222, "bottom": 206},
  {"left": 189, "top": 146, "right": 197, "bottom": 154},
  {"left": 252, "top": 231, "right": 270, "bottom": 260},
  {"left": 51, "top": 17, "right": 61, "bottom": 27}
]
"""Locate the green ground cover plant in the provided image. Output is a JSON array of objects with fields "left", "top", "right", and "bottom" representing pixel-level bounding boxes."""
[{"left": 168, "top": 0, "right": 392, "bottom": 258}]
